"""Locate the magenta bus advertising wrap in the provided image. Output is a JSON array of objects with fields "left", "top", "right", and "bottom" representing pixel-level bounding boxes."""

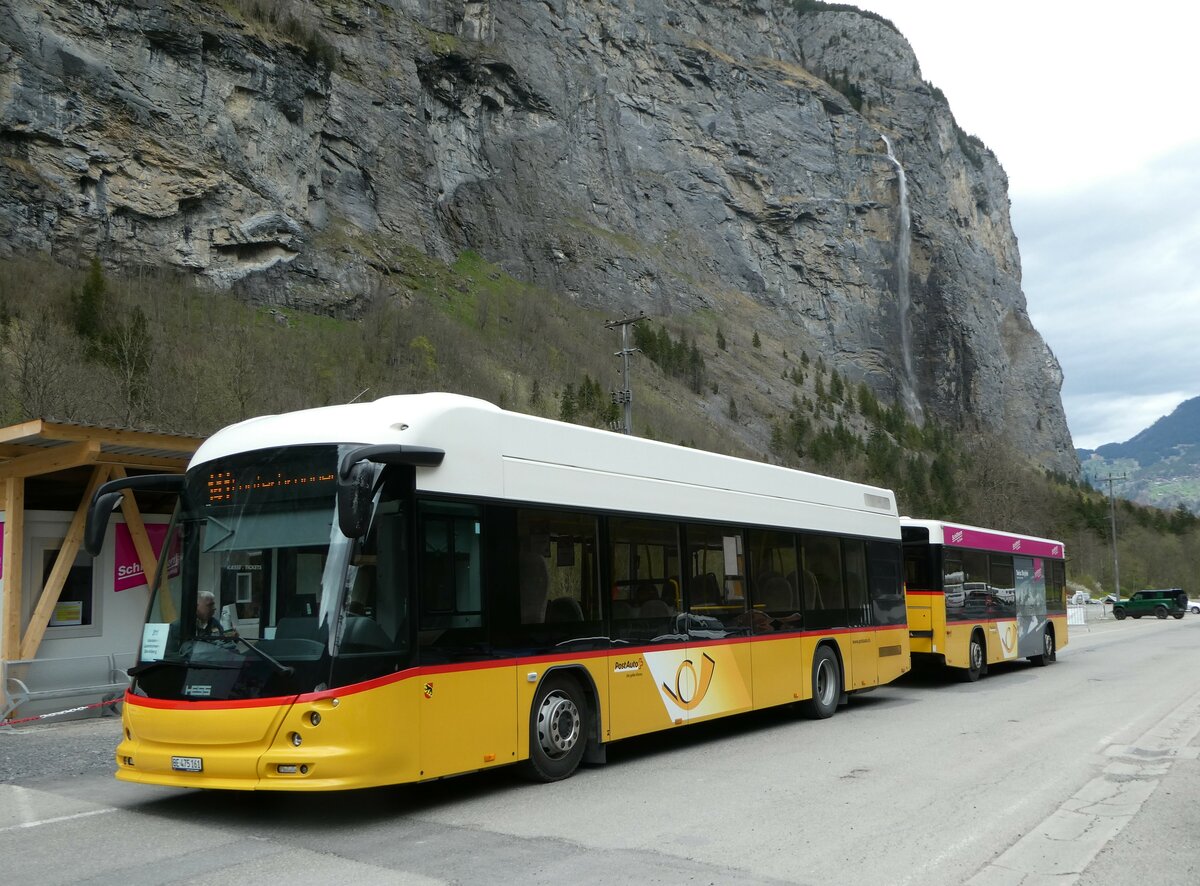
[{"left": 942, "top": 524, "right": 1063, "bottom": 560}]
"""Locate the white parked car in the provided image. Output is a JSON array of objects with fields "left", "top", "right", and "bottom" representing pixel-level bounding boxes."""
[{"left": 1188, "top": 599, "right": 1200, "bottom": 615}]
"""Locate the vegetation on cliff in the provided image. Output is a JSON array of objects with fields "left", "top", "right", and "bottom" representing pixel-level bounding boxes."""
[{"left": 1, "top": 252, "right": 1194, "bottom": 596}]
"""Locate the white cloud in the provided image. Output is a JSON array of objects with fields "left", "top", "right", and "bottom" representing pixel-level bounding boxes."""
[{"left": 1019, "top": 143, "right": 1200, "bottom": 446}]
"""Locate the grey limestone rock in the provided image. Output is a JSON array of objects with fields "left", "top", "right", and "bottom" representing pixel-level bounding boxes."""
[{"left": 0, "top": 0, "right": 1075, "bottom": 472}]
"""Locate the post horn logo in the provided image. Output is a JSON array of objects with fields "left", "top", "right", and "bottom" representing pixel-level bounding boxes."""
[{"left": 661, "top": 653, "right": 717, "bottom": 711}]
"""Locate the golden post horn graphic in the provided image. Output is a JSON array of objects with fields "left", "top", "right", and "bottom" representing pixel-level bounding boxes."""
[{"left": 662, "top": 653, "right": 717, "bottom": 711}]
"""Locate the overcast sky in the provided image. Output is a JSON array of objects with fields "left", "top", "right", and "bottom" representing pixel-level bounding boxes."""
[{"left": 855, "top": 0, "right": 1200, "bottom": 450}]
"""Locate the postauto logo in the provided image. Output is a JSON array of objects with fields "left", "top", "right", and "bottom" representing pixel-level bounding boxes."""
[{"left": 642, "top": 649, "right": 750, "bottom": 720}]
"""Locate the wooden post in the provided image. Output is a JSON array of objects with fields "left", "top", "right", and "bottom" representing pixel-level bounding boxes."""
[{"left": 2, "top": 477, "right": 25, "bottom": 714}]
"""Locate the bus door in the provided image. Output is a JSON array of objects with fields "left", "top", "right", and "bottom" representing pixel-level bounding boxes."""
[
  {"left": 1014, "top": 556, "right": 1047, "bottom": 659},
  {"left": 606, "top": 518, "right": 684, "bottom": 740},
  {"left": 843, "top": 540, "right": 876, "bottom": 689},
  {"left": 676, "top": 524, "right": 753, "bottom": 725},
  {"left": 415, "top": 501, "right": 517, "bottom": 778}
]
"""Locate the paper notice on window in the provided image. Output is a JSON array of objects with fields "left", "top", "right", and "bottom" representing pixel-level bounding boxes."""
[
  {"left": 50, "top": 601, "right": 83, "bottom": 626},
  {"left": 141, "top": 623, "right": 170, "bottom": 661}
]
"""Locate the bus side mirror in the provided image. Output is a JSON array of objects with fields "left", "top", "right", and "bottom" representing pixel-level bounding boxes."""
[
  {"left": 84, "top": 473, "right": 184, "bottom": 557},
  {"left": 85, "top": 491, "right": 126, "bottom": 557},
  {"left": 336, "top": 444, "right": 445, "bottom": 538},
  {"left": 337, "top": 462, "right": 375, "bottom": 539}
]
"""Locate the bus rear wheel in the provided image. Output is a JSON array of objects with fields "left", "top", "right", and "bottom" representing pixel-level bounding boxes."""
[
  {"left": 523, "top": 674, "right": 588, "bottom": 782},
  {"left": 1030, "top": 629, "right": 1055, "bottom": 666},
  {"left": 958, "top": 632, "right": 986, "bottom": 682},
  {"left": 801, "top": 646, "right": 841, "bottom": 719}
]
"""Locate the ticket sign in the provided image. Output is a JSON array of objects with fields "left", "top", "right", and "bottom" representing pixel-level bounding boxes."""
[{"left": 114, "top": 524, "right": 175, "bottom": 592}]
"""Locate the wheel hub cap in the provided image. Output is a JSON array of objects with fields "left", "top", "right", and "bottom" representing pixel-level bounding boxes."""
[{"left": 536, "top": 691, "right": 581, "bottom": 758}]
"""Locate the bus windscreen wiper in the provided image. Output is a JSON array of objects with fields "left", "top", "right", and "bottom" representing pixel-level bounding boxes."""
[{"left": 225, "top": 635, "right": 295, "bottom": 676}]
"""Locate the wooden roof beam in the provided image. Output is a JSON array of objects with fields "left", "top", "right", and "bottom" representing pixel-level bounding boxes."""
[
  {"left": 0, "top": 419, "right": 45, "bottom": 446},
  {"left": 0, "top": 440, "right": 100, "bottom": 480},
  {"left": 35, "top": 422, "right": 201, "bottom": 454}
]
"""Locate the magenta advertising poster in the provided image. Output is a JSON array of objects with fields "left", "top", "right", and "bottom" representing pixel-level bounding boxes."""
[{"left": 114, "top": 523, "right": 175, "bottom": 592}]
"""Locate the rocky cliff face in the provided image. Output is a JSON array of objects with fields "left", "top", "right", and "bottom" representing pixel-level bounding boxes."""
[{"left": 0, "top": 0, "right": 1076, "bottom": 472}]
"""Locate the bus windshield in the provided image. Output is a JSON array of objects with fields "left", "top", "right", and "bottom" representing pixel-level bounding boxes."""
[{"left": 133, "top": 445, "right": 358, "bottom": 701}]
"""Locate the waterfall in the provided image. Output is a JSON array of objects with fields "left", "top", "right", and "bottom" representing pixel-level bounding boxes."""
[{"left": 881, "top": 134, "right": 922, "bottom": 419}]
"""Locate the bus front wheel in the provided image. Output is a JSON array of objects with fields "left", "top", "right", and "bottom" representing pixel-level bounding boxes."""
[
  {"left": 523, "top": 674, "right": 588, "bottom": 782},
  {"left": 958, "top": 632, "right": 986, "bottom": 682},
  {"left": 801, "top": 646, "right": 841, "bottom": 719}
]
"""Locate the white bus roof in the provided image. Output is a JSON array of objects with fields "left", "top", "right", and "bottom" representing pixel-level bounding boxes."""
[
  {"left": 192, "top": 393, "right": 900, "bottom": 538},
  {"left": 900, "top": 518, "right": 1065, "bottom": 559}
]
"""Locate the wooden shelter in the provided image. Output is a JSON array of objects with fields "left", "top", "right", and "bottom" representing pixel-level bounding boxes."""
[{"left": 1, "top": 419, "right": 202, "bottom": 713}]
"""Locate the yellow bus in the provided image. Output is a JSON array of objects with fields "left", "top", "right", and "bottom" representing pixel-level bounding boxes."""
[
  {"left": 87, "top": 393, "right": 910, "bottom": 791},
  {"left": 901, "top": 519, "right": 1067, "bottom": 681}
]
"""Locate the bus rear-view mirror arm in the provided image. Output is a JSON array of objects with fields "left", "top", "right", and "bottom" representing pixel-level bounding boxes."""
[{"left": 85, "top": 473, "right": 186, "bottom": 557}]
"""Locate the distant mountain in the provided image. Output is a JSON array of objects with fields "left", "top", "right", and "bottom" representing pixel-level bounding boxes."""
[
  {"left": 1078, "top": 396, "right": 1200, "bottom": 513},
  {"left": 1093, "top": 397, "right": 1200, "bottom": 463}
]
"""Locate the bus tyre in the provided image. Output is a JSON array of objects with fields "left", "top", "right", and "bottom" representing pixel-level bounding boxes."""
[
  {"left": 1155, "top": 605, "right": 1169, "bottom": 619},
  {"left": 1030, "top": 629, "right": 1055, "bottom": 666},
  {"left": 801, "top": 646, "right": 841, "bottom": 720},
  {"left": 523, "top": 674, "right": 588, "bottom": 783},
  {"left": 958, "top": 632, "right": 986, "bottom": 683}
]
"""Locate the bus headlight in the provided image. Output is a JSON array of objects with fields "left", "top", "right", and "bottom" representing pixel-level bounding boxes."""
[
  {"left": 309, "top": 711, "right": 321, "bottom": 726},
  {"left": 290, "top": 732, "right": 303, "bottom": 747}
]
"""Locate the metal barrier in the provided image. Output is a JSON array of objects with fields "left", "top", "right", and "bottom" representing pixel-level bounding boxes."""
[{"left": 2, "top": 653, "right": 132, "bottom": 723}]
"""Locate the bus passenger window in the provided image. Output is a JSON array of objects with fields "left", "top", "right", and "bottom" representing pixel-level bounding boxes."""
[
  {"left": 514, "top": 509, "right": 602, "bottom": 649},
  {"left": 801, "top": 534, "right": 846, "bottom": 631},
  {"left": 609, "top": 517, "right": 680, "bottom": 643},
  {"left": 417, "top": 502, "right": 483, "bottom": 659},
  {"left": 843, "top": 540, "right": 870, "bottom": 628},
  {"left": 682, "top": 523, "right": 747, "bottom": 633}
]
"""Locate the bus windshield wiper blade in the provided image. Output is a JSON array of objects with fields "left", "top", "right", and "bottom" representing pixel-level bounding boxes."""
[
  {"left": 230, "top": 635, "right": 295, "bottom": 676},
  {"left": 190, "top": 635, "right": 294, "bottom": 675}
]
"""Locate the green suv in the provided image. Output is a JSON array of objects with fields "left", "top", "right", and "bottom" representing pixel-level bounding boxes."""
[{"left": 1113, "top": 588, "right": 1187, "bottom": 620}]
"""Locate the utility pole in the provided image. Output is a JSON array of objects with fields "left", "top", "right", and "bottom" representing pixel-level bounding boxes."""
[
  {"left": 605, "top": 312, "right": 646, "bottom": 435},
  {"left": 1106, "top": 473, "right": 1127, "bottom": 602}
]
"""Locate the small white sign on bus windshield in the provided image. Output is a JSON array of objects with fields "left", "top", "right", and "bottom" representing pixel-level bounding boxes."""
[{"left": 141, "top": 623, "right": 169, "bottom": 661}]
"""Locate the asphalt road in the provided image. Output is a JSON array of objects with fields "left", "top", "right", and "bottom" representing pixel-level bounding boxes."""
[{"left": 3, "top": 616, "right": 1199, "bottom": 885}]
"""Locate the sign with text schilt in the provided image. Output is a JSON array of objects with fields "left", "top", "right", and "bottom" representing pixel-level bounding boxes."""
[{"left": 114, "top": 524, "right": 174, "bottom": 592}]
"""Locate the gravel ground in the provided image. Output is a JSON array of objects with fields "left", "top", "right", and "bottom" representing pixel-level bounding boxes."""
[{"left": 0, "top": 715, "right": 124, "bottom": 784}]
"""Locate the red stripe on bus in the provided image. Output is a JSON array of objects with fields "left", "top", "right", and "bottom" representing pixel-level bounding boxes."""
[{"left": 126, "top": 624, "right": 906, "bottom": 711}]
